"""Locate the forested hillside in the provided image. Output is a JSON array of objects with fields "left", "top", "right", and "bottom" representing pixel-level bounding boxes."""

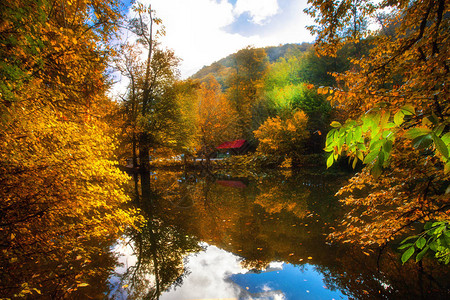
[
  {"left": 182, "top": 41, "right": 354, "bottom": 162},
  {"left": 191, "top": 43, "right": 311, "bottom": 84}
]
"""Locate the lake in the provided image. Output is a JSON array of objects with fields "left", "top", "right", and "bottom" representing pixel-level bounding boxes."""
[{"left": 102, "top": 168, "right": 449, "bottom": 299}]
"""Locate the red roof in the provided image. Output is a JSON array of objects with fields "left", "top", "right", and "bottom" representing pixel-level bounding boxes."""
[
  {"left": 217, "top": 139, "right": 246, "bottom": 149},
  {"left": 216, "top": 180, "right": 247, "bottom": 189}
]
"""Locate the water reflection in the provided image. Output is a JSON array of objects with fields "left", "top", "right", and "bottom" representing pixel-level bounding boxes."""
[{"left": 117, "top": 169, "right": 449, "bottom": 299}]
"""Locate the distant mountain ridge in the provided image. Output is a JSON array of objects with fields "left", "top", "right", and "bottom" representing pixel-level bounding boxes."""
[{"left": 191, "top": 42, "right": 312, "bottom": 82}]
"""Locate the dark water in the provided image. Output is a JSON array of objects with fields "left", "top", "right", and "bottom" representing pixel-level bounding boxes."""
[{"left": 104, "top": 169, "right": 448, "bottom": 299}]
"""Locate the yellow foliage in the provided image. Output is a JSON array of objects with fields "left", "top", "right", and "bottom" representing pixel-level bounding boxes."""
[
  {"left": 0, "top": 0, "right": 139, "bottom": 296},
  {"left": 254, "top": 110, "right": 310, "bottom": 159},
  {"left": 307, "top": 0, "right": 450, "bottom": 247},
  {"left": 196, "top": 75, "right": 240, "bottom": 156}
]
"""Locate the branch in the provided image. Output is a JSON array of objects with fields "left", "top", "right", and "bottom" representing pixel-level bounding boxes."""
[{"left": 370, "top": 0, "right": 435, "bottom": 73}]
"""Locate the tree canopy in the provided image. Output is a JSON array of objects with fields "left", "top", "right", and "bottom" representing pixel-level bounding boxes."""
[
  {"left": 0, "top": 0, "right": 138, "bottom": 296},
  {"left": 307, "top": 0, "right": 449, "bottom": 263}
]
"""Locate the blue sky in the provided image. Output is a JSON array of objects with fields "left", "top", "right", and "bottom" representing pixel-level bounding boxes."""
[{"left": 123, "top": 0, "right": 315, "bottom": 78}]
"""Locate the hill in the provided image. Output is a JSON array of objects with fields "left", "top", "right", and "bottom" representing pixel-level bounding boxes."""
[{"left": 191, "top": 43, "right": 312, "bottom": 86}]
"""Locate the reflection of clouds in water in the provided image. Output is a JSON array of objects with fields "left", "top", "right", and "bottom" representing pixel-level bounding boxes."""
[
  {"left": 160, "top": 245, "right": 244, "bottom": 299},
  {"left": 107, "top": 240, "right": 137, "bottom": 299},
  {"left": 111, "top": 239, "right": 137, "bottom": 275},
  {"left": 160, "top": 245, "right": 286, "bottom": 300},
  {"left": 108, "top": 239, "right": 154, "bottom": 299}
]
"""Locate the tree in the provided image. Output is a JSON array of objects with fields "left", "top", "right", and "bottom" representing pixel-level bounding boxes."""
[
  {"left": 254, "top": 110, "right": 310, "bottom": 163},
  {"left": 0, "top": 0, "right": 138, "bottom": 297},
  {"left": 196, "top": 75, "right": 240, "bottom": 161},
  {"left": 307, "top": 0, "right": 449, "bottom": 263},
  {"left": 119, "top": 3, "right": 187, "bottom": 170},
  {"left": 171, "top": 79, "right": 201, "bottom": 157},
  {"left": 264, "top": 53, "right": 332, "bottom": 153},
  {"left": 116, "top": 42, "right": 145, "bottom": 169},
  {"left": 227, "top": 46, "right": 269, "bottom": 143}
]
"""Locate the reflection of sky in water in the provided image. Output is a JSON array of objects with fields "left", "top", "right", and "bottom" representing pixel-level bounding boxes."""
[
  {"left": 108, "top": 240, "right": 139, "bottom": 299},
  {"left": 159, "top": 244, "right": 347, "bottom": 300},
  {"left": 231, "top": 263, "right": 347, "bottom": 300}
]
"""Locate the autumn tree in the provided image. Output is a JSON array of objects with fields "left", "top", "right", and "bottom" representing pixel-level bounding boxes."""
[
  {"left": 0, "top": 0, "right": 138, "bottom": 297},
  {"left": 116, "top": 42, "right": 145, "bottom": 168},
  {"left": 118, "top": 3, "right": 189, "bottom": 171},
  {"left": 196, "top": 75, "right": 240, "bottom": 161},
  {"left": 307, "top": 0, "right": 449, "bottom": 263},
  {"left": 254, "top": 110, "right": 310, "bottom": 164},
  {"left": 227, "top": 46, "right": 269, "bottom": 143},
  {"left": 264, "top": 52, "right": 332, "bottom": 153},
  {"left": 171, "top": 79, "right": 201, "bottom": 156}
]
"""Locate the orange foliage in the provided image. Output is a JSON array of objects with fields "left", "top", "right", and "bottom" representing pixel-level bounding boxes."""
[{"left": 307, "top": 0, "right": 450, "bottom": 254}]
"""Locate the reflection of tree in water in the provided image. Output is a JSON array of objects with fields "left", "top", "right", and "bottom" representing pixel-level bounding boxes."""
[
  {"left": 122, "top": 170, "right": 449, "bottom": 299},
  {"left": 254, "top": 175, "right": 310, "bottom": 218},
  {"left": 116, "top": 170, "right": 201, "bottom": 299},
  {"left": 313, "top": 245, "right": 450, "bottom": 299}
]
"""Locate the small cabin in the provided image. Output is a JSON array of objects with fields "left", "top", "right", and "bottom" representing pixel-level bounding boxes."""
[{"left": 216, "top": 139, "right": 250, "bottom": 157}]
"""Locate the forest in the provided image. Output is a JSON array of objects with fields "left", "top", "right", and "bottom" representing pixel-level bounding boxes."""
[{"left": 0, "top": 0, "right": 448, "bottom": 298}]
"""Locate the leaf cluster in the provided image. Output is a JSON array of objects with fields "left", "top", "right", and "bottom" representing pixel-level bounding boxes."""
[
  {"left": 308, "top": 0, "right": 450, "bottom": 261},
  {"left": 399, "top": 221, "right": 450, "bottom": 264}
]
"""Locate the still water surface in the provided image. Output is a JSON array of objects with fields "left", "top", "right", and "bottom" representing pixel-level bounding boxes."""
[{"left": 102, "top": 169, "right": 448, "bottom": 299}]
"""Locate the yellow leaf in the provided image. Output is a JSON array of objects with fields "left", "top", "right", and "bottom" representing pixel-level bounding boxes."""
[{"left": 77, "top": 283, "right": 89, "bottom": 287}]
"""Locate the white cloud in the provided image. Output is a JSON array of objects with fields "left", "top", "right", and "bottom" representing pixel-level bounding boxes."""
[
  {"left": 160, "top": 245, "right": 246, "bottom": 299},
  {"left": 122, "top": 0, "right": 314, "bottom": 79},
  {"left": 234, "top": 0, "right": 281, "bottom": 25}
]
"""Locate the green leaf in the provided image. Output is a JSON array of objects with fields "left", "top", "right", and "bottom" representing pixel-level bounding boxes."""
[
  {"left": 337, "top": 135, "right": 345, "bottom": 149},
  {"left": 382, "top": 130, "right": 394, "bottom": 139},
  {"left": 357, "top": 145, "right": 367, "bottom": 153},
  {"left": 401, "top": 235, "right": 418, "bottom": 244},
  {"left": 394, "top": 111, "right": 404, "bottom": 126},
  {"left": 362, "top": 115, "right": 372, "bottom": 132},
  {"left": 422, "top": 117, "right": 433, "bottom": 126},
  {"left": 345, "top": 132, "right": 353, "bottom": 147},
  {"left": 371, "top": 162, "right": 382, "bottom": 178},
  {"left": 378, "top": 151, "right": 385, "bottom": 166},
  {"left": 405, "top": 128, "right": 432, "bottom": 139},
  {"left": 383, "top": 140, "right": 393, "bottom": 154},
  {"left": 429, "top": 241, "right": 438, "bottom": 251},
  {"left": 441, "top": 132, "right": 450, "bottom": 145},
  {"left": 356, "top": 150, "right": 364, "bottom": 161},
  {"left": 416, "top": 245, "right": 429, "bottom": 262},
  {"left": 326, "top": 128, "right": 337, "bottom": 140},
  {"left": 432, "top": 134, "right": 449, "bottom": 159},
  {"left": 427, "top": 114, "right": 439, "bottom": 125},
  {"left": 354, "top": 126, "right": 363, "bottom": 142},
  {"left": 431, "top": 221, "right": 445, "bottom": 227},
  {"left": 415, "top": 237, "right": 426, "bottom": 249},
  {"left": 326, "top": 153, "right": 334, "bottom": 168},
  {"left": 363, "top": 149, "right": 379, "bottom": 164},
  {"left": 401, "top": 246, "right": 415, "bottom": 264},
  {"left": 412, "top": 134, "right": 433, "bottom": 150},
  {"left": 401, "top": 104, "right": 415, "bottom": 115},
  {"left": 398, "top": 242, "right": 414, "bottom": 250},
  {"left": 330, "top": 121, "right": 341, "bottom": 128},
  {"left": 385, "top": 122, "right": 396, "bottom": 129},
  {"left": 433, "top": 124, "right": 445, "bottom": 136},
  {"left": 369, "top": 139, "right": 383, "bottom": 151}
]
